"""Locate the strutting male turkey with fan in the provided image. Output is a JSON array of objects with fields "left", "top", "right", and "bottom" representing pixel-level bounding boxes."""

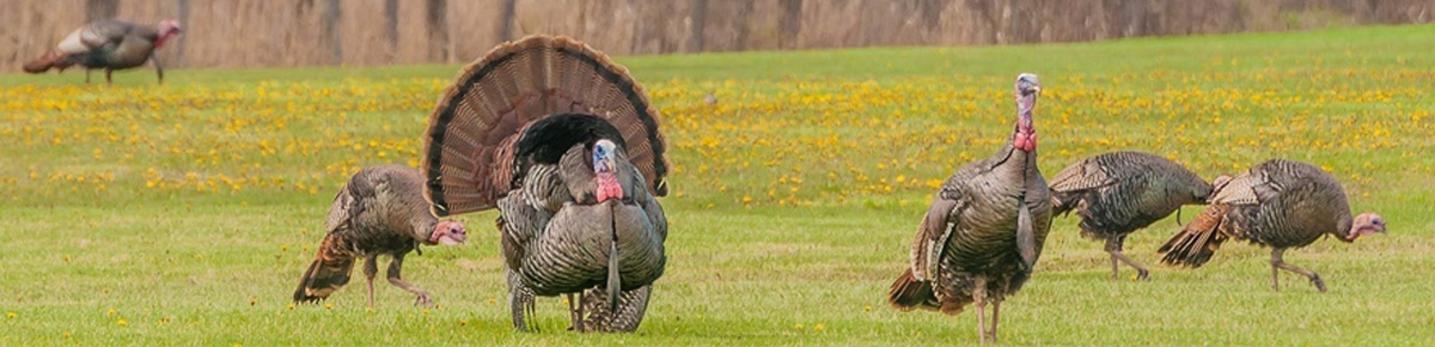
[{"left": 421, "top": 35, "right": 670, "bottom": 333}]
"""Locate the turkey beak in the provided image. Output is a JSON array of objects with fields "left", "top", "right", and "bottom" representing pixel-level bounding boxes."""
[
  {"left": 448, "top": 225, "right": 467, "bottom": 244},
  {"left": 1016, "top": 74, "right": 1041, "bottom": 97},
  {"left": 432, "top": 222, "right": 467, "bottom": 245}
]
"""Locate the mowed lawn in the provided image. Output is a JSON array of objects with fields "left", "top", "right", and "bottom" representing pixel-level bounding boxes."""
[{"left": 2, "top": 24, "right": 1434, "bottom": 345}]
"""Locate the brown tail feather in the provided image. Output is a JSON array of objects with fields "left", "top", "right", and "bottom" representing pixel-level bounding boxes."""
[
  {"left": 888, "top": 268, "right": 935, "bottom": 311},
  {"left": 1158, "top": 204, "right": 1231, "bottom": 268},
  {"left": 1050, "top": 190, "right": 1079, "bottom": 216},
  {"left": 421, "top": 35, "right": 669, "bottom": 217},
  {"left": 22, "top": 51, "right": 63, "bottom": 73},
  {"left": 293, "top": 234, "right": 356, "bottom": 303}
]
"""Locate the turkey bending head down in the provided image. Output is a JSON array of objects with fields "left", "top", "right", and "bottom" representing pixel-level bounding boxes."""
[
  {"left": 421, "top": 35, "right": 669, "bottom": 333},
  {"left": 292, "top": 165, "right": 468, "bottom": 308},
  {"left": 23, "top": 19, "right": 182, "bottom": 84}
]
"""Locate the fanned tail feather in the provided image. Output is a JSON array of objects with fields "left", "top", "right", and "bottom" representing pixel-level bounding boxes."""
[
  {"left": 1158, "top": 204, "right": 1231, "bottom": 268},
  {"left": 293, "top": 234, "right": 356, "bottom": 303},
  {"left": 1050, "top": 191, "right": 1079, "bottom": 216},
  {"left": 888, "top": 269, "right": 936, "bottom": 311},
  {"left": 22, "top": 51, "right": 64, "bottom": 73},
  {"left": 580, "top": 285, "right": 652, "bottom": 333},
  {"left": 421, "top": 35, "right": 669, "bottom": 216}
]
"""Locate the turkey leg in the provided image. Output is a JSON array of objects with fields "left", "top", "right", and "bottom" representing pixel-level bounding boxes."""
[
  {"left": 989, "top": 299, "right": 1002, "bottom": 343},
  {"left": 1106, "top": 237, "right": 1150, "bottom": 281},
  {"left": 385, "top": 253, "right": 434, "bottom": 306},
  {"left": 105, "top": 69, "right": 113, "bottom": 85},
  {"left": 575, "top": 292, "right": 587, "bottom": 332},
  {"left": 151, "top": 56, "right": 165, "bottom": 84},
  {"left": 566, "top": 293, "right": 579, "bottom": 331},
  {"left": 1270, "top": 248, "right": 1326, "bottom": 292},
  {"left": 85, "top": 69, "right": 92, "bottom": 83},
  {"left": 363, "top": 254, "right": 379, "bottom": 308},
  {"left": 973, "top": 277, "right": 989, "bottom": 344}
]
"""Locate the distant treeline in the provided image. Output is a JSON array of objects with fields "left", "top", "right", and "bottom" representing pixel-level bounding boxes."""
[{"left": 2, "top": 0, "right": 1430, "bottom": 69}]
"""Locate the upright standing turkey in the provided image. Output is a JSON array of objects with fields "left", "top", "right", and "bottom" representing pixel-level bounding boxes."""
[
  {"left": 1049, "top": 151, "right": 1213, "bottom": 280},
  {"left": 23, "top": 19, "right": 182, "bottom": 84},
  {"left": 421, "top": 35, "right": 669, "bottom": 333},
  {"left": 1158, "top": 159, "right": 1385, "bottom": 292},
  {"left": 888, "top": 74, "right": 1052, "bottom": 343},
  {"left": 293, "top": 165, "right": 468, "bottom": 307}
]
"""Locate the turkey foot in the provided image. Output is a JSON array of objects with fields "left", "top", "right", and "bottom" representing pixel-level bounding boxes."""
[
  {"left": 1271, "top": 248, "right": 1326, "bottom": 293},
  {"left": 1106, "top": 239, "right": 1149, "bottom": 281},
  {"left": 1309, "top": 274, "right": 1328, "bottom": 293},
  {"left": 386, "top": 253, "right": 435, "bottom": 307},
  {"left": 413, "top": 293, "right": 433, "bottom": 307}
]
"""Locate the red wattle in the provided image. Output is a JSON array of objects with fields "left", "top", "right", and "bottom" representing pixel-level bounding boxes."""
[
  {"left": 595, "top": 174, "right": 624, "bottom": 202},
  {"left": 1013, "top": 131, "right": 1037, "bottom": 152}
]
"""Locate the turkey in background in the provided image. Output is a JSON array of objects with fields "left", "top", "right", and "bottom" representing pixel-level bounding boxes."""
[{"left": 22, "top": 19, "right": 181, "bottom": 84}]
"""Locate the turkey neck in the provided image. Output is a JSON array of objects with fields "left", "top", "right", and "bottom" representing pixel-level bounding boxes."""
[
  {"left": 992, "top": 92, "right": 1039, "bottom": 174},
  {"left": 1331, "top": 211, "right": 1356, "bottom": 243},
  {"left": 1012, "top": 88, "right": 1037, "bottom": 152},
  {"left": 410, "top": 214, "right": 440, "bottom": 244},
  {"left": 153, "top": 29, "right": 178, "bottom": 49}
]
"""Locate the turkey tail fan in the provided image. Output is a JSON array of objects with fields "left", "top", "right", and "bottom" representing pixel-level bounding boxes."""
[
  {"left": 293, "top": 234, "right": 357, "bottom": 303},
  {"left": 22, "top": 51, "right": 63, "bottom": 73},
  {"left": 422, "top": 35, "right": 670, "bottom": 217},
  {"left": 1158, "top": 204, "right": 1231, "bottom": 268},
  {"left": 580, "top": 285, "right": 653, "bottom": 333},
  {"left": 1050, "top": 191, "right": 1080, "bottom": 216},
  {"left": 887, "top": 268, "right": 937, "bottom": 312}
]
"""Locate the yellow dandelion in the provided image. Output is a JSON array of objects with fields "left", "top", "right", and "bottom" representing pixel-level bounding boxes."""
[{"left": 6, "top": 312, "right": 15, "bottom": 319}]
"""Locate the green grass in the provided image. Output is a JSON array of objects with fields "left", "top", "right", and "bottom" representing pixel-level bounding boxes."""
[{"left": 3, "top": 24, "right": 1434, "bottom": 345}]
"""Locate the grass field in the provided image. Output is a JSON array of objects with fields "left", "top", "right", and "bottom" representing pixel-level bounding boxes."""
[{"left": 3, "top": 24, "right": 1434, "bottom": 345}]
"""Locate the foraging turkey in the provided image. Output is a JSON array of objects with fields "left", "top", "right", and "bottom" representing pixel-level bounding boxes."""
[
  {"left": 22, "top": 19, "right": 181, "bottom": 84},
  {"left": 293, "top": 165, "right": 468, "bottom": 307},
  {"left": 1158, "top": 159, "right": 1385, "bottom": 292},
  {"left": 1049, "top": 151, "right": 1213, "bottom": 280},
  {"left": 888, "top": 73, "right": 1052, "bottom": 343},
  {"left": 421, "top": 35, "right": 670, "bottom": 333}
]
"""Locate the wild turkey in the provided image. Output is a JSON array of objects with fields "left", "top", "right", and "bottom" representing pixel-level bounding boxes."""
[
  {"left": 420, "top": 35, "right": 669, "bottom": 333},
  {"left": 22, "top": 19, "right": 181, "bottom": 84},
  {"left": 888, "top": 73, "right": 1052, "bottom": 343},
  {"left": 1158, "top": 159, "right": 1386, "bottom": 292},
  {"left": 293, "top": 165, "right": 468, "bottom": 307},
  {"left": 1049, "top": 151, "right": 1213, "bottom": 280}
]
